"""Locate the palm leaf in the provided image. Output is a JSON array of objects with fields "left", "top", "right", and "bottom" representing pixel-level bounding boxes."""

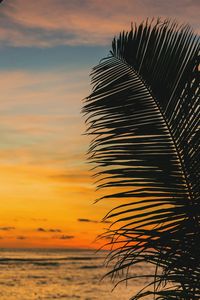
[{"left": 83, "top": 19, "right": 200, "bottom": 299}]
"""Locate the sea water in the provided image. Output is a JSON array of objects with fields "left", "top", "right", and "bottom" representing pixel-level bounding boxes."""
[{"left": 0, "top": 248, "right": 153, "bottom": 300}]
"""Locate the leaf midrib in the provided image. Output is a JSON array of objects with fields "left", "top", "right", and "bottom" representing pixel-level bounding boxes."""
[{"left": 112, "top": 56, "right": 192, "bottom": 205}]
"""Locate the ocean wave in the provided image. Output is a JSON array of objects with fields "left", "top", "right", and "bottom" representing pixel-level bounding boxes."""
[
  {"left": 27, "top": 275, "right": 46, "bottom": 279},
  {"left": 45, "top": 294, "right": 80, "bottom": 299},
  {"left": 0, "top": 256, "right": 100, "bottom": 264},
  {"left": 33, "top": 261, "right": 60, "bottom": 267},
  {"left": 80, "top": 265, "right": 101, "bottom": 269}
]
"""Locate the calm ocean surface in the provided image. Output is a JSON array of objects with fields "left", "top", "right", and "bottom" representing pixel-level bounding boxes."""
[{"left": 0, "top": 248, "right": 153, "bottom": 300}]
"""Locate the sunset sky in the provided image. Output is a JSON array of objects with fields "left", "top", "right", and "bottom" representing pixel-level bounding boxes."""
[{"left": 0, "top": 0, "right": 199, "bottom": 249}]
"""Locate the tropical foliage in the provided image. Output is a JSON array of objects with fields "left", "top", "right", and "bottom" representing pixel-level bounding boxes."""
[{"left": 83, "top": 19, "right": 200, "bottom": 299}]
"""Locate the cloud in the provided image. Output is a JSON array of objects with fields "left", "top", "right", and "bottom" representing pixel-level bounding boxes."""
[
  {"left": 49, "top": 171, "right": 92, "bottom": 182},
  {"left": 78, "top": 218, "right": 98, "bottom": 223},
  {"left": 37, "top": 228, "right": 46, "bottom": 232},
  {"left": 102, "top": 220, "right": 112, "bottom": 224},
  {"left": 48, "top": 229, "right": 62, "bottom": 233},
  {"left": 0, "top": 0, "right": 127, "bottom": 47},
  {"left": 77, "top": 218, "right": 111, "bottom": 224},
  {"left": 16, "top": 235, "right": 27, "bottom": 240},
  {"left": 0, "top": 226, "right": 15, "bottom": 231},
  {"left": 0, "top": 67, "right": 88, "bottom": 168},
  {"left": 0, "top": 68, "right": 87, "bottom": 109},
  {"left": 0, "top": 0, "right": 199, "bottom": 48},
  {"left": 37, "top": 227, "right": 62, "bottom": 233},
  {"left": 53, "top": 235, "right": 75, "bottom": 240}
]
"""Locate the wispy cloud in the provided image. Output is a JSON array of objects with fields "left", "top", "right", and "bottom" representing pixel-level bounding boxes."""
[
  {"left": 0, "top": 68, "right": 88, "bottom": 110},
  {"left": 50, "top": 171, "right": 92, "bottom": 181},
  {"left": 0, "top": 67, "right": 88, "bottom": 169},
  {"left": 78, "top": 218, "right": 98, "bottom": 223},
  {"left": 102, "top": 220, "right": 112, "bottom": 224},
  {"left": 0, "top": 0, "right": 127, "bottom": 47},
  {"left": 0, "top": 226, "right": 15, "bottom": 231},
  {"left": 77, "top": 218, "right": 111, "bottom": 224},
  {"left": 53, "top": 235, "right": 75, "bottom": 240},
  {"left": 1, "top": 0, "right": 199, "bottom": 48},
  {"left": 37, "top": 227, "right": 62, "bottom": 233},
  {"left": 16, "top": 235, "right": 27, "bottom": 240}
]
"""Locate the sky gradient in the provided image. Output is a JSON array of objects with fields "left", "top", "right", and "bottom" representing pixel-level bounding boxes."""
[{"left": 0, "top": 0, "right": 199, "bottom": 248}]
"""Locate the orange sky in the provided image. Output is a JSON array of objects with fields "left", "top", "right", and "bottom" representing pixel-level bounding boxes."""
[
  {"left": 0, "top": 0, "right": 199, "bottom": 248},
  {"left": 0, "top": 67, "right": 112, "bottom": 248},
  {"left": 0, "top": 64, "right": 118, "bottom": 248}
]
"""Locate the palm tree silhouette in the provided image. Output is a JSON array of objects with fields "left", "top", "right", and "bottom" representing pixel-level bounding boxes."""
[{"left": 83, "top": 19, "right": 200, "bottom": 299}]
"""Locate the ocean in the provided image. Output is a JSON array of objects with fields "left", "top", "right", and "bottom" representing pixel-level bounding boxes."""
[{"left": 0, "top": 248, "right": 153, "bottom": 300}]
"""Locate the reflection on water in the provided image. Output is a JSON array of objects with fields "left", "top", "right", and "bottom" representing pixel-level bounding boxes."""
[{"left": 0, "top": 249, "right": 153, "bottom": 300}]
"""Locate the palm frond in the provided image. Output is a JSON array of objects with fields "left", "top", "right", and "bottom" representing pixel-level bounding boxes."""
[{"left": 83, "top": 19, "right": 200, "bottom": 299}]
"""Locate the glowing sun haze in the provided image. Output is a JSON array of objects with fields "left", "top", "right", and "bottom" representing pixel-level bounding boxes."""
[{"left": 0, "top": 0, "right": 199, "bottom": 248}]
